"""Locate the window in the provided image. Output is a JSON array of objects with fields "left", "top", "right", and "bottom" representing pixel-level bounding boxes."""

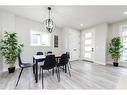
[
  {"left": 85, "top": 32, "right": 92, "bottom": 38},
  {"left": 31, "top": 31, "right": 41, "bottom": 46},
  {"left": 121, "top": 25, "right": 127, "bottom": 61},
  {"left": 30, "top": 30, "right": 50, "bottom": 46},
  {"left": 85, "top": 39, "right": 92, "bottom": 45}
]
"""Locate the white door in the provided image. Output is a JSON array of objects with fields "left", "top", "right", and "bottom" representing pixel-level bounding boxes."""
[
  {"left": 83, "top": 28, "right": 95, "bottom": 62},
  {"left": 68, "top": 29, "right": 80, "bottom": 61}
]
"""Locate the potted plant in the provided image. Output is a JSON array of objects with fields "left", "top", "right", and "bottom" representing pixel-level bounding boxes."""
[
  {"left": 0, "top": 32, "right": 24, "bottom": 73},
  {"left": 109, "top": 37, "right": 123, "bottom": 67}
]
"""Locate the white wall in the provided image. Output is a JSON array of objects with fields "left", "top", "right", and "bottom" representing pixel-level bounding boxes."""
[
  {"left": 61, "top": 28, "right": 69, "bottom": 53},
  {"left": 0, "top": 10, "right": 62, "bottom": 71},
  {"left": 107, "top": 20, "right": 127, "bottom": 67},
  {"left": 81, "top": 23, "right": 108, "bottom": 65},
  {"left": 0, "top": 10, "right": 16, "bottom": 71},
  {"left": 61, "top": 28, "right": 80, "bottom": 61},
  {"left": 94, "top": 23, "right": 108, "bottom": 65}
]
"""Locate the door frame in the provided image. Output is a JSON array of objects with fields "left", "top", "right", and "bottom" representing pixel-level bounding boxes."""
[{"left": 83, "top": 28, "right": 95, "bottom": 62}]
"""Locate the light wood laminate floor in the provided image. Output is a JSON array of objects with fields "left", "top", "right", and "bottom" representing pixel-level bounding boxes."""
[{"left": 0, "top": 61, "right": 127, "bottom": 89}]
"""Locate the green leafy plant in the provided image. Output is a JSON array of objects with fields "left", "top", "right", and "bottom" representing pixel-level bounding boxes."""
[
  {"left": 0, "top": 32, "right": 24, "bottom": 67},
  {"left": 109, "top": 37, "right": 123, "bottom": 63}
]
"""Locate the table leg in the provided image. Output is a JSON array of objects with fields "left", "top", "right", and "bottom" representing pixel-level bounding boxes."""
[
  {"left": 33, "top": 58, "right": 35, "bottom": 74},
  {"left": 35, "top": 60, "right": 38, "bottom": 83},
  {"left": 33, "top": 57, "right": 35, "bottom": 63}
]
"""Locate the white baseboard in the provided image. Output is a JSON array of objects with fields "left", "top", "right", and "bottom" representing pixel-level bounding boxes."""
[
  {"left": 81, "top": 59, "right": 106, "bottom": 65},
  {"left": 94, "top": 61, "right": 106, "bottom": 65},
  {"left": 81, "top": 59, "right": 93, "bottom": 63}
]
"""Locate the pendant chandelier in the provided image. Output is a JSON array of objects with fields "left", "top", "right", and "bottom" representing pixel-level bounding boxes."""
[{"left": 43, "top": 7, "right": 54, "bottom": 33}]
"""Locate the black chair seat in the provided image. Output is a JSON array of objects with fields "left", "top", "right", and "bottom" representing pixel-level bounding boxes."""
[
  {"left": 20, "top": 63, "right": 33, "bottom": 68},
  {"left": 40, "top": 65, "right": 55, "bottom": 70},
  {"left": 57, "top": 63, "right": 63, "bottom": 67}
]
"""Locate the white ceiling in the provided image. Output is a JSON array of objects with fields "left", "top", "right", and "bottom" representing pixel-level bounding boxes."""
[{"left": 0, "top": 6, "right": 127, "bottom": 30}]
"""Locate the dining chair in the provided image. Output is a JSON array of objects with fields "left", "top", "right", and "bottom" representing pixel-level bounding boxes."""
[
  {"left": 39, "top": 55, "right": 58, "bottom": 89},
  {"left": 47, "top": 51, "right": 52, "bottom": 54},
  {"left": 37, "top": 52, "right": 43, "bottom": 55},
  {"left": 36, "top": 52, "right": 44, "bottom": 62},
  {"left": 57, "top": 54, "right": 71, "bottom": 82},
  {"left": 16, "top": 55, "right": 34, "bottom": 87},
  {"left": 66, "top": 52, "right": 72, "bottom": 69}
]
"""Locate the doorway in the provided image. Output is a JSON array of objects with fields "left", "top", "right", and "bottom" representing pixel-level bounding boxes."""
[{"left": 83, "top": 28, "right": 95, "bottom": 62}]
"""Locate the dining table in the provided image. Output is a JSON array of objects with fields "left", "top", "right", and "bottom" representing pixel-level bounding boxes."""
[{"left": 33, "top": 55, "right": 61, "bottom": 83}]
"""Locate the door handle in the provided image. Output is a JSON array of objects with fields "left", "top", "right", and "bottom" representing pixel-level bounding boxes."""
[{"left": 73, "top": 49, "right": 77, "bottom": 51}]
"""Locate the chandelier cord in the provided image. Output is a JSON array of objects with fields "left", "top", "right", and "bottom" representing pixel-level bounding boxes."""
[{"left": 48, "top": 7, "right": 51, "bottom": 19}]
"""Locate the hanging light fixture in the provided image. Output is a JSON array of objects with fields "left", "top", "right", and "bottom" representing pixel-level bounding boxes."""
[{"left": 43, "top": 7, "right": 54, "bottom": 33}]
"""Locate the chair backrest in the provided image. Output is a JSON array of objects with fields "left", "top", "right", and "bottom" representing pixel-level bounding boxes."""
[
  {"left": 47, "top": 51, "right": 52, "bottom": 54},
  {"left": 66, "top": 52, "right": 70, "bottom": 59},
  {"left": 43, "top": 55, "right": 56, "bottom": 70},
  {"left": 36, "top": 52, "right": 44, "bottom": 62},
  {"left": 18, "top": 55, "right": 22, "bottom": 68},
  {"left": 58, "top": 54, "right": 69, "bottom": 66},
  {"left": 36, "top": 52, "right": 43, "bottom": 55}
]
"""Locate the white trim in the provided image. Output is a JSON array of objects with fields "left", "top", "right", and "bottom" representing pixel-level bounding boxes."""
[{"left": 94, "top": 61, "right": 106, "bottom": 65}]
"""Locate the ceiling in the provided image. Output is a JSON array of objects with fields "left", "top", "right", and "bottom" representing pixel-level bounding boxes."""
[{"left": 0, "top": 6, "right": 127, "bottom": 30}]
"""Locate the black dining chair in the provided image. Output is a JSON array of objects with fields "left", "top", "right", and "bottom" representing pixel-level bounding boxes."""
[
  {"left": 16, "top": 55, "right": 34, "bottom": 87},
  {"left": 33, "top": 52, "right": 44, "bottom": 63},
  {"left": 47, "top": 51, "right": 52, "bottom": 54},
  {"left": 36, "top": 52, "right": 44, "bottom": 62},
  {"left": 39, "top": 55, "right": 58, "bottom": 89},
  {"left": 66, "top": 52, "right": 72, "bottom": 69},
  {"left": 37, "top": 52, "right": 43, "bottom": 55},
  {"left": 57, "top": 54, "right": 71, "bottom": 82}
]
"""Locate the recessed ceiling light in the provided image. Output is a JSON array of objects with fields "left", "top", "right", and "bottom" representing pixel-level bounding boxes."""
[
  {"left": 123, "top": 11, "right": 127, "bottom": 15},
  {"left": 80, "top": 24, "right": 83, "bottom": 26}
]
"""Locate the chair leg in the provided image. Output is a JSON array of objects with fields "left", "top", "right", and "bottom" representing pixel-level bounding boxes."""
[
  {"left": 16, "top": 68, "right": 23, "bottom": 87},
  {"left": 56, "top": 67, "right": 59, "bottom": 82},
  {"left": 68, "top": 61, "right": 72, "bottom": 69},
  {"left": 52, "top": 68, "right": 54, "bottom": 76},
  {"left": 39, "top": 66, "right": 41, "bottom": 80},
  {"left": 58, "top": 67, "right": 60, "bottom": 82},
  {"left": 67, "top": 64, "right": 71, "bottom": 77},
  {"left": 63, "top": 66, "right": 64, "bottom": 71},
  {"left": 42, "top": 69, "right": 44, "bottom": 89}
]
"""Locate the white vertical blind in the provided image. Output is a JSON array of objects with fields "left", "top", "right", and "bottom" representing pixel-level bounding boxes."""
[
  {"left": 121, "top": 26, "right": 127, "bottom": 61},
  {"left": 30, "top": 30, "right": 50, "bottom": 46}
]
